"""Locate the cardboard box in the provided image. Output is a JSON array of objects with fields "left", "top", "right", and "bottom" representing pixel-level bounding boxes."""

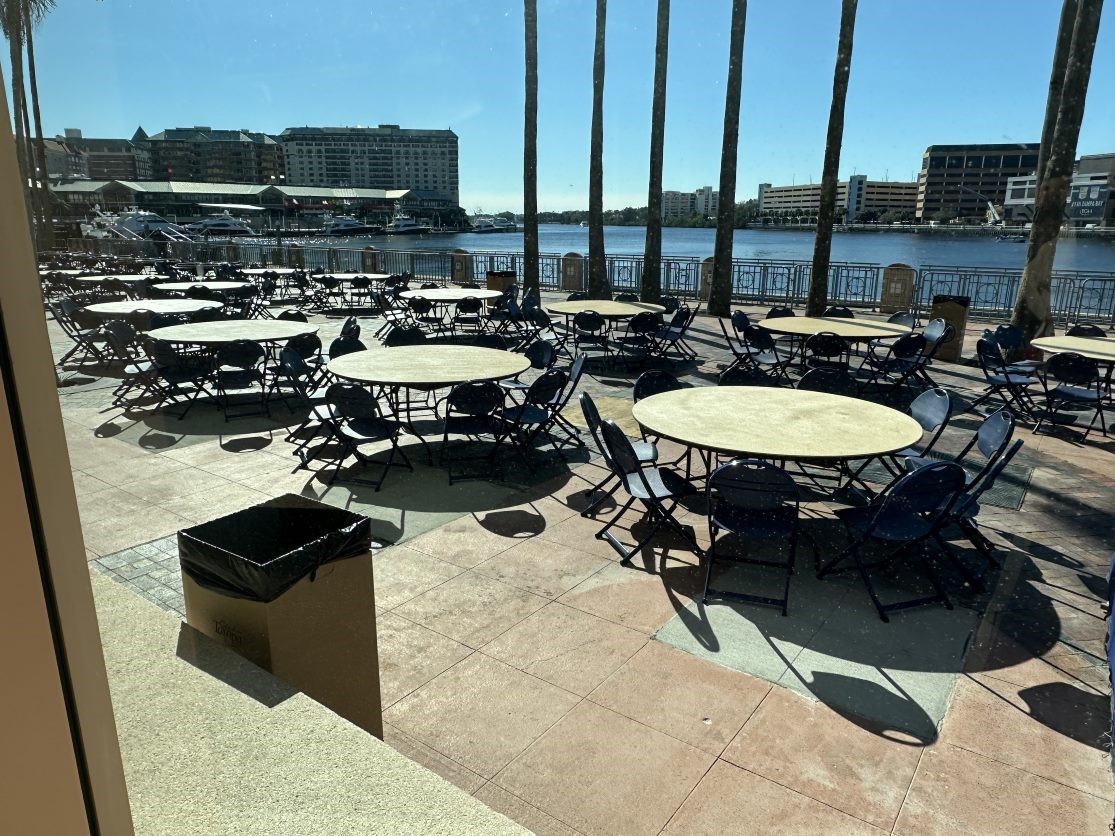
[{"left": 183, "top": 551, "right": 382, "bottom": 738}]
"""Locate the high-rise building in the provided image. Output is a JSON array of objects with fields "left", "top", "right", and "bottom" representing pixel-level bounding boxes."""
[
  {"left": 42, "top": 138, "right": 89, "bottom": 179},
  {"left": 61, "top": 130, "right": 151, "bottom": 180},
  {"left": 138, "top": 126, "right": 285, "bottom": 184},
  {"left": 278, "top": 125, "right": 459, "bottom": 203},
  {"left": 916, "top": 143, "right": 1040, "bottom": 221},
  {"left": 757, "top": 175, "right": 918, "bottom": 220},
  {"left": 661, "top": 186, "right": 719, "bottom": 221}
]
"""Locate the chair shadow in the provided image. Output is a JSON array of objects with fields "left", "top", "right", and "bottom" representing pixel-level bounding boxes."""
[{"left": 1015, "top": 681, "right": 1112, "bottom": 751}]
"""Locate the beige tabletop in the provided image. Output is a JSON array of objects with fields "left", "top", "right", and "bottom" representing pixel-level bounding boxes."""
[
  {"left": 153, "top": 281, "right": 252, "bottom": 292},
  {"left": 632, "top": 387, "right": 924, "bottom": 461},
  {"left": 321, "top": 272, "right": 392, "bottom": 282},
  {"left": 547, "top": 300, "right": 665, "bottom": 318},
  {"left": 328, "top": 346, "right": 530, "bottom": 388},
  {"left": 757, "top": 316, "right": 912, "bottom": 341},
  {"left": 241, "top": 267, "right": 298, "bottom": 275},
  {"left": 85, "top": 299, "right": 222, "bottom": 316},
  {"left": 400, "top": 288, "right": 504, "bottom": 303},
  {"left": 72, "top": 274, "right": 168, "bottom": 283},
  {"left": 1032, "top": 335, "right": 1115, "bottom": 363},
  {"left": 39, "top": 268, "right": 86, "bottom": 276},
  {"left": 148, "top": 320, "right": 318, "bottom": 345}
]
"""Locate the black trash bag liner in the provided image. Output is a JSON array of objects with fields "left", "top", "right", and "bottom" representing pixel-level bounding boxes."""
[{"left": 178, "top": 494, "right": 371, "bottom": 603}]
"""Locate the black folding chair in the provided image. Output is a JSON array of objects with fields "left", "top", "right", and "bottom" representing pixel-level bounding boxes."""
[
  {"left": 704, "top": 459, "right": 807, "bottom": 616},
  {"left": 652, "top": 305, "right": 698, "bottom": 360},
  {"left": 324, "top": 383, "right": 412, "bottom": 490},
  {"left": 214, "top": 339, "right": 268, "bottom": 421},
  {"left": 1066, "top": 323, "right": 1107, "bottom": 337},
  {"left": 500, "top": 368, "right": 569, "bottom": 458},
  {"left": 571, "top": 309, "right": 611, "bottom": 364},
  {"left": 821, "top": 462, "right": 967, "bottom": 622},
  {"left": 804, "top": 331, "right": 851, "bottom": 371},
  {"left": 739, "top": 324, "right": 793, "bottom": 383},
  {"left": 823, "top": 305, "right": 855, "bottom": 318},
  {"left": 968, "top": 338, "right": 1039, "bottom": 416},
  {"left": 441, "top": 380, "right": 508, "bottom": 484},
  {"left": 451, "top": 296, "right": 485, "bottom": 336},
  {"left": 615, "top": 311, "right": 661, "bottom": 368},
  {"left": 858, "top": 332, "right": 927, "bottom": 396},
  {"left": 797, "top": 367, "right": 858, "bottom": 396},
  {"left": 579, "top": 392, "right": 658, "bottom": 517},
  {"left": 719, "top": 311, "right": 757, "bottom": 370},
  {"left": 499, "top": 340, "right": 557, "bottom": 400},
  {"left": 905, "top": 408, "right": 1015, "bottom": 492},
  {"left": 1033, "top": 352, "right": 1108, "bottom": 439},
  {"left": 594, "top": 419, "right": 701, "bottom": 563}
]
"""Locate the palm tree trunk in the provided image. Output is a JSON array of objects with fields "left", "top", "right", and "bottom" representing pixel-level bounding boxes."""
[
  {"left": 1036, "top": 0, "right": 1079, "bottom": 188},
  {"left": 23, "top": 2, "right": 53, "bottom": 248},
  {"left": 805, "top": 0, "right": 858, "bottom": 317},
  {"left": 522, "top": 0, "right": 539, "bottom": 299},
  {"left": 1011, "top": 0, "right": 1102, "bottom": 345},
  {"left": 641, "top": 0, "right": 670, "bottom": 304},
  {"left": 587, "top": 0, "right": 610, "bottom": 299},
  {"left": 708, "top": 0, "right": 747, "bottom": 317},
  {"left": 5, "top": 5, "right": 34, "bottom": 231}
]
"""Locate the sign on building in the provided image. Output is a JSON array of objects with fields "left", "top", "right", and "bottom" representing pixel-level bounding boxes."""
[{"left": 1068, "top": 184, "right": 1111, "bottom": 221}]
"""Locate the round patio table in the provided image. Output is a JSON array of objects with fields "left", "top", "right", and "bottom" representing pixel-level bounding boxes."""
[
  {"left": 72, "top": 274, "right": 169, "bottom": 285},
  {"left": 39, "top": 268, "right": 86, "bottom": 276},
  {"left": 321, "top": 272, "right": 392, "bottom": 282},
  {"left": 1032, "top": 335, "right": 1115, "bottom": 363},
  {"left": 148, "top": 319, "right": 317, "bottom": 346},
  {"left": 632, "top": 387, "right": 923, "bottom": 462},
  {"left": 84, "top": 299, "right": 222, "bottom": 318},
  {"left": 547, "top": 300, "right": 665, "bottom": 319},
  {"left": 328, "top": 345, "right": 529, "bottom": 389},
  {"left": 399, "top": 288, "right": 504, "bottom": 304},
  {"left": 152, "top": 281, "right": 252, "bottom": 292},
  {"left": 756, "top": 316, "right": 911, "bottom": 341},
  {"left": 241, "top": 267, "right": 298, "bottom": 276}
]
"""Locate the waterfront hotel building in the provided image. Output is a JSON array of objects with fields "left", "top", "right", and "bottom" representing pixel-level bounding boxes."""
[
  {"left": 915, "top": 142, "right": 1040, "bottom": 221},
  {"left": 278, "top": 125, "right": 459, "bottom": 204},
  {"left": 757, "top": 175, "right": 918, "bottom": 220}
]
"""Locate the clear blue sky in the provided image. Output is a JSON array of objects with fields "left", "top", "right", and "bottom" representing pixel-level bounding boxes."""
[{"left": 10, "top": 0, "right": 1115, "bottom": 212}]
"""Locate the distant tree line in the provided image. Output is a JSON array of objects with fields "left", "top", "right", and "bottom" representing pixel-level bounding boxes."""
[{"left": 535, "top": 198, "right": 759, "bottom": 228}]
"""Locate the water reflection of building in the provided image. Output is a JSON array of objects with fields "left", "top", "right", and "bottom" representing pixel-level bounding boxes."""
[
  {"left": 1003, "top": 154, "right": 1115, "bottom": 227},
  {"left": 757, "top": 175, "right": 918, "bottom": 221},
  {"left": 916, "top": 143, "right": 1040, "bottom": 221}
]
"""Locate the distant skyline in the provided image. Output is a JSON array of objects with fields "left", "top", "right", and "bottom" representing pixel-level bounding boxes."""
[{"left": 5, "top": 0, "right": 1114, "bottom": 211}]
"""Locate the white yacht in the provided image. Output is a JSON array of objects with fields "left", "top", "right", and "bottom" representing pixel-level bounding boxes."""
[
  {"left": 81, "top": 209, "right": 195, "bottom": 241},
  {"left": 321, "top": 214, "right": 382, "bottom": 237},
  {"left": 383, "top": 212, "right": 431, "bottom": 236},
  {"left": 187, "top": 212, "right": 258, "bottom": 237},
  {"left": 470, "top": 216, "right": 518, "bottom": 233}
]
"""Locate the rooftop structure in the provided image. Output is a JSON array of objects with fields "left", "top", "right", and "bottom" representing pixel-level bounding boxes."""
[
  {"left": 278, "top": 124, "right": 459, "bottom": 203},
  {"left": 758, "top": 175, "right": 918, "bottom": 221},
  {"left": 916, "top": 143, "right": 1040, "bottom": 221},
  {"left": 61, "top": 129, "right": 153, "bottom": 180},
  {"left": 139, "top": 126, "right": 286, "bottom": 185}
]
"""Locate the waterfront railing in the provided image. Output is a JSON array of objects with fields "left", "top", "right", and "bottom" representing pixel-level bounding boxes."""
[{"left": 63, "top": 238, "right": 1115, "bottom": 325}]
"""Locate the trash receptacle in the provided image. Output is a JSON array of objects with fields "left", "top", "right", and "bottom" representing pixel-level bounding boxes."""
[
  {"left": 880, "top": 263, "right": 916, "bottom": 313},
  {"left": 486, "top": 269, "right": 517, "bottom": 293},
  {"left": 928, "top": 294, "right": 968, "bottom": 362},
  {"left": 179, "top": 494, "right": 382, "bottom": 736}
]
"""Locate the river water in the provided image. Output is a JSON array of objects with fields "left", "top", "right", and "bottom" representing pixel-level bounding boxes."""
[{"left": 315, "top": 224, "right": 1115, "bottom": 273}]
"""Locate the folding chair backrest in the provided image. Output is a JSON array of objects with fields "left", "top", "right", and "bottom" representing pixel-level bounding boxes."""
[
  {"left": 527, "top": 308, "right": 553, "bottom": 329},
  {"left": 565, "top": 353, "right": 587, "bottom": 391},
  {"left": 573, "top": 310, "right": 606, "bottom": 334},
  {"left": 286, "top": 332, "right": 322, "bottom": 360},
  {"left": 627, "top": 311, "right": 661, "bottom": 335},
  {"left": 889, "top": 332, "right": 928, "bottom": 359},
  {"left": 878, "top": 461, "right": 966, "bottom": 519},
  {"left": 992, "top": 323, "right": 1025, "bottom": 352},
  {"left": 667, "top": 307, "right": 689, "bottom": 329},
  {"left": 473, "top": 333, "right": 510, "bottom": 350},
  {"left": 277, "top": 309, "right": 308, "bottom": 322},
  {"left": 423, "top": 282, "right": 441, "bottom": 288},
  {"left": 1066, "top": 323, "right": 1106, "bottom": 337},
  {"left": 151, "top": 312, "right": 190, "bottom": 330},
  {"left": 661, "top": 296, "right": 680, "bottom": 314},
  {"left": 805, "top": 331, "right": 848, "bottom": 360},
  {"left": 278, "top": 345, "right": 312, "bottom": 379},
  {"left": 217, "top": 339, "right": 264, "bottom": 370},
  {"left": 797, "top": 368, "right": 857, "bottom": 396},
  {"left": 579, "top": 391, "right": 603, "bottom": 439},
  {"left": 456, "top": 296, "right": 483, "bottom": 314},
  {"left": 408, "top": 296, "right": 433, "bottom": 315},
  {"left": 974, "top": 408, "right": 1015, "bottom": 461},
  {"left": 633, "top": 369, "right": 682, "bottom": 402},
  {"left": 922, "top": 318, "right": 950, "bottom": 347},
  {"left": 566, "top": 291, "right": 588, "bottom": 302},
  {"left": 767, "top": 306, "right": 795, "bottom": 319},
  {"left": 823, "top": 306, "right": 855, "bottom": 319},
  {"left": 524, "top": 340, "right": 557, "bottom": 370},
  {"left": 384, "top": 326, "right": 427, "bottom": 347},
  {"left": 615, "top": 292, "right": 639, "bottom": 302},
  {"left": 908, "top": 387, "right": 952, "bottom": 435},
  {"left": 730, "top": 310, "right": 751, "bottom": 334},
  {"left": 955, "top": 439, "right": 1024, "bottom": 518},
  {"left": 743, "top": 323, "right": 776, "bottom": 352},
  {"left": 340, "top": 316, "right": 361, "bottom": 339},
  {"left": 975, "top": 337, "right": 1008, "bottom": 375},
  {"left": 446, "top": 381, "right": 504, "bottom": 417},
  {"left": 524, "top": 369, "right": 567, "bottom": 407},
  {"left": 102, "top": 320, "right": 137, "bottom": 358},
  {"left": 329, "top": 336, "right": 366, "bottom": 358},
  {"left": 887, "top": 311, "right": 916, "bottom": 328},
  {"left": 599, "top": 419, "right": 642, "bottom": 477},
  {"left": 1046, "top": 351, "right": 1098, "bottom": 387},
  {"left": 708, "top": 459, "right": 798, "bottom": 515},
  {"left": 326, "top": 383, "right": 379, "bottom": 420}
]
